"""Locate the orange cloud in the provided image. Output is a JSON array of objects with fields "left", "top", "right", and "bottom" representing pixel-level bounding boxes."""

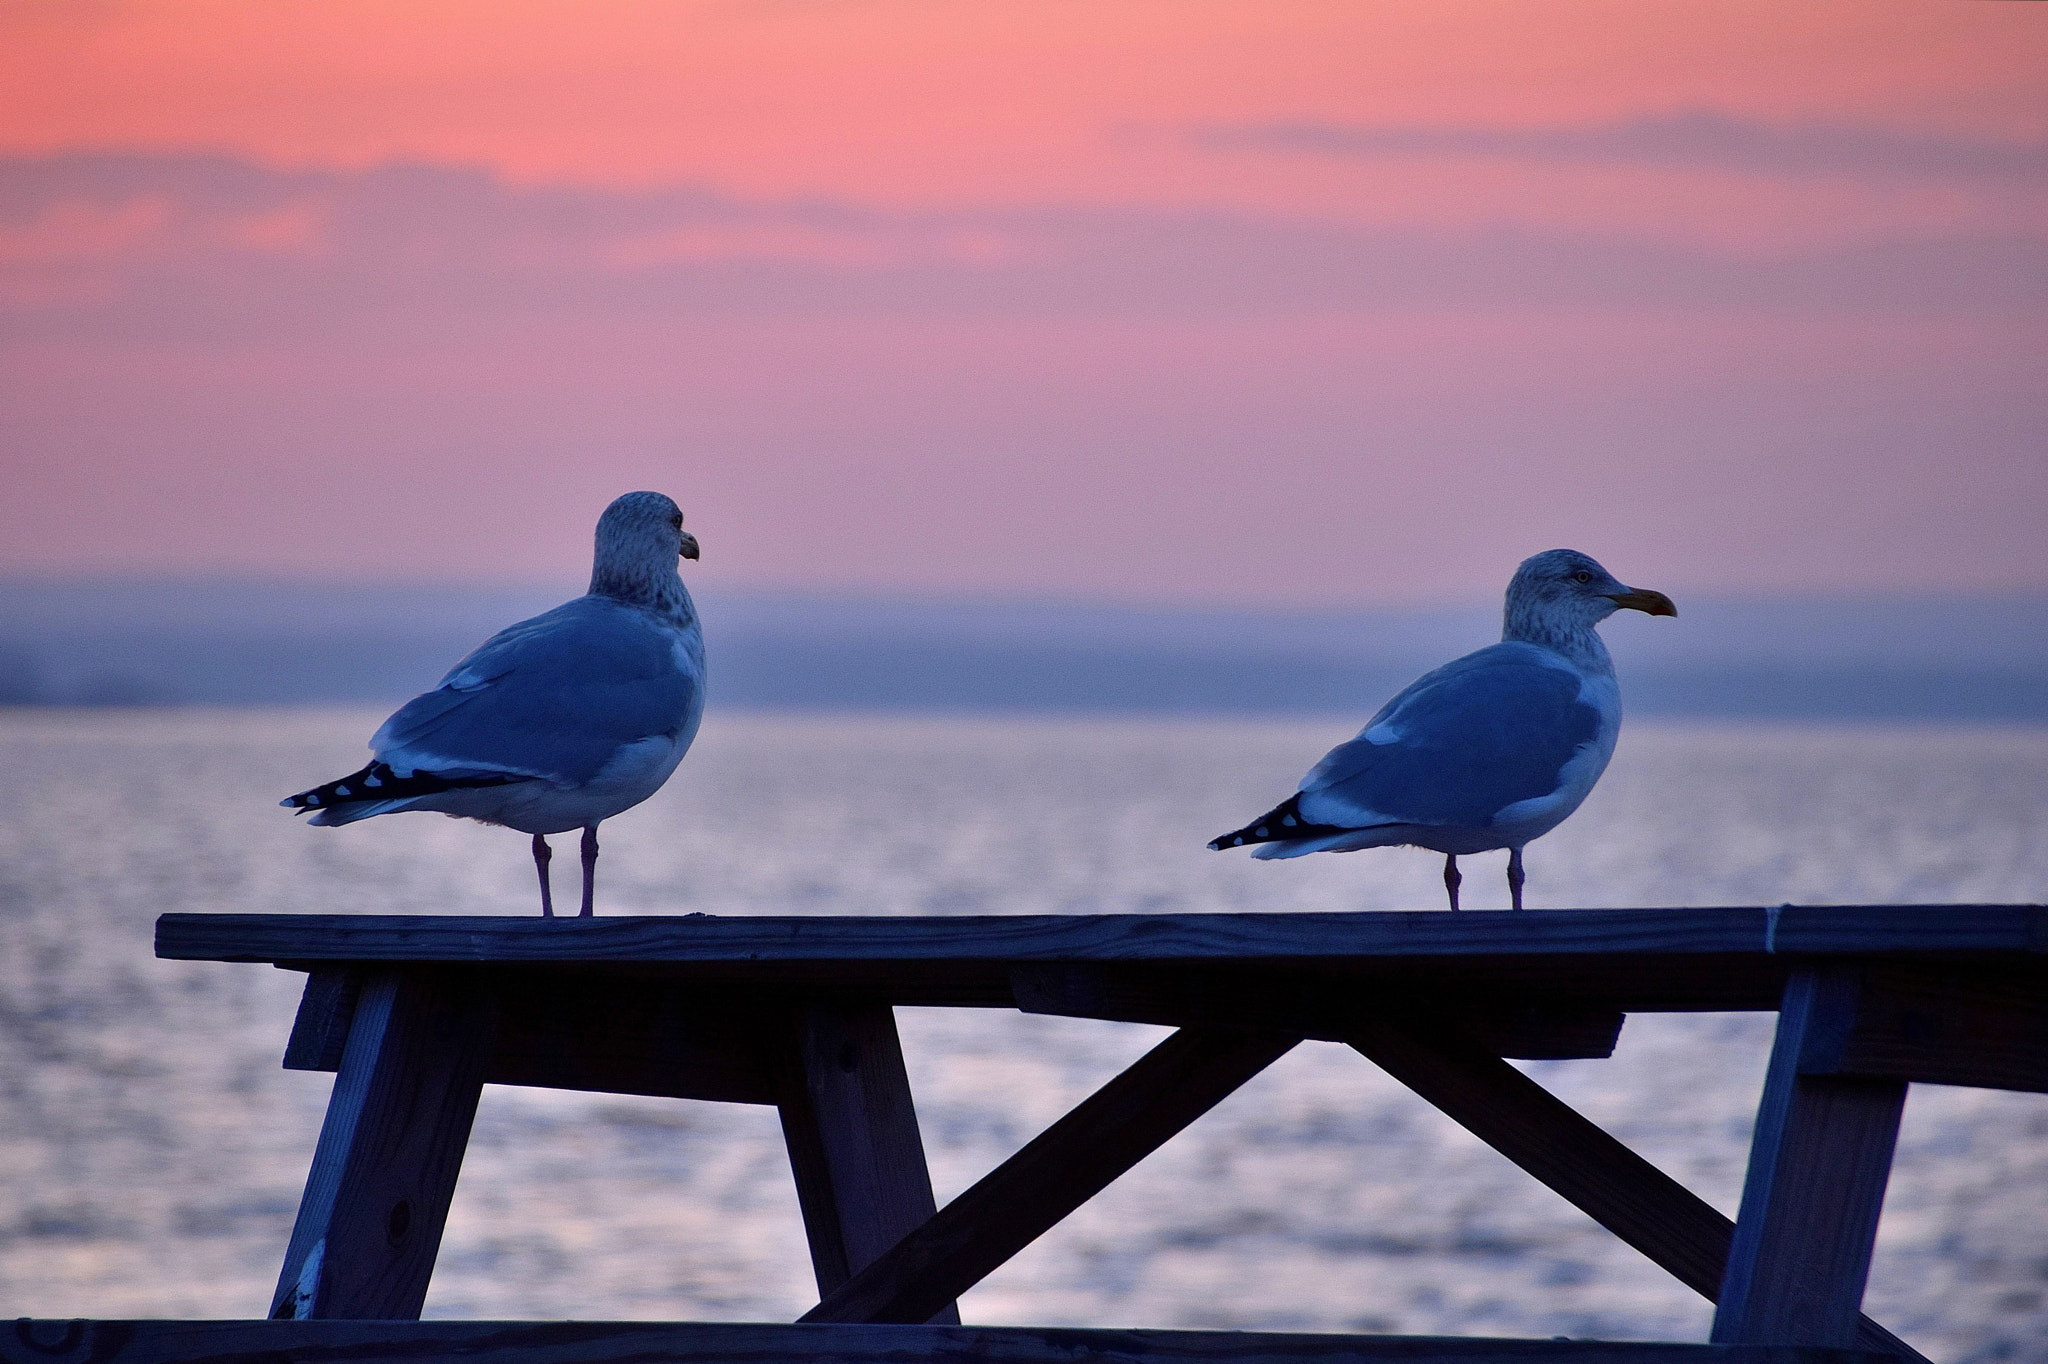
[
  {"left": 4, "top": 0, "right": 2043, "bottom": 234},
  {"left": 2, "top": 2, "right": 2043, "bottom": 600}
]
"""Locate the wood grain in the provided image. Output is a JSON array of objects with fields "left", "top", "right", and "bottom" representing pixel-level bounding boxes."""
[
  {"left": 269, "top": 968, "right": 496, "bottom": 1320},
  {"left": 1714, "top": 970, "right": 1909, "bottom": 1348},
  {"left": 803, "top": 1027, "right": 1299, "bottom": 1326},
  {"left": 0, "top": 1319, "right": 1899, "bottom": 1364}
]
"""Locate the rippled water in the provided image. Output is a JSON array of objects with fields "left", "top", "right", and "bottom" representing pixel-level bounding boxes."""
[{"left": 1, "top": 709, "right": 2045, "bottom": 1360}]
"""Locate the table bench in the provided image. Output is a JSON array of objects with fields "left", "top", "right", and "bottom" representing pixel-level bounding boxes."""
[{"left": 25, "top": 904, "right": 2047, "bottom": 1364}]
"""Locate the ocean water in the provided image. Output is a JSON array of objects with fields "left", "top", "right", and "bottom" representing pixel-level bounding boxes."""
[{"left": 0, "top": 708, "right": 2045, "bottom": 1359}]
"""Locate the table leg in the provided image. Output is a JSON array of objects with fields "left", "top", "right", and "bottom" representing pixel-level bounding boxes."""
[
  {"left": 776, "top": 1004, "right": 960, "bottom": 1324},
  {"left": 1712, "top": 967, "right": 1908, "bottom": 1347},
  {"left": 270, "top": 968, "right": 496, "bottom": 1320}
]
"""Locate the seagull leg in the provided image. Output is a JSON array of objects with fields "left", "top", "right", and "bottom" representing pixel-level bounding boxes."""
[
  {"left": 1443, "top": 854, "right": 1462, "bottom": 912},
  {"left": 1507, "top": 847, "right": 1526, "bottom": 911},
  {"left": 579, "top": 825, "right": 600, "bottom": 917},
  {"left": 532, "top": 834, "right": 554, "bottom": 917}
]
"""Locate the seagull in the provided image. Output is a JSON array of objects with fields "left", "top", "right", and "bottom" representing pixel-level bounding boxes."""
[
  {"left": 1209, "top": 549, "right": 1674, "bottom": 911},
  {"left": 282, "top": 492, "right": 706, "bottom": 917}
]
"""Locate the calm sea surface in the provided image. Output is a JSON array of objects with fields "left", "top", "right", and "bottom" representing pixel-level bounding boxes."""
[{"left": 1, "top": 709, "right": 2045, "bottom": 1359}]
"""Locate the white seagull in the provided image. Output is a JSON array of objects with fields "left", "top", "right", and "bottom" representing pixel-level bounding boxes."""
[
  {"left": 283, "top": 492, "right": 706, "bottom": 916},
  {"left": 1210, "top": 550, "right": 1675, "bottom": 910}
]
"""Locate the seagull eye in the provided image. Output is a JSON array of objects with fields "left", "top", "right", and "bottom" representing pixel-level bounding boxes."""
[{"left": 1572, "top": 570, "right": 1593, "bottom": 584}]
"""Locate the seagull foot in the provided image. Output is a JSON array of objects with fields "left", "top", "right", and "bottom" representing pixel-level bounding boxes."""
[{"left": 1443, "top": 854, "right": 1461, "bottom": 912}]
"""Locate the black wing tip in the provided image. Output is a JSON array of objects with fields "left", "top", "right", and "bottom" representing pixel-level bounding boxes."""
[
  {"left": 1206, "top": 833, "right": 1263, "bottom": 851},
  {"left": 1209, "top": 794, "right": 1330, "bottom": 850},
  {"left": 280, "top": 761, "right": 524, "bottom": 815},
  {"left": 281, "top": 762, "right": 377, "bottom": 812}
]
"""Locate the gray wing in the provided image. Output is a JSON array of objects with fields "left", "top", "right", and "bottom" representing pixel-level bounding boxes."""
[
  {"left": 371, "top": 596, "right": 703, "bottom": 787},
  {"left": 1299, "top": 643, "right": 1600, "bottom": 829}
]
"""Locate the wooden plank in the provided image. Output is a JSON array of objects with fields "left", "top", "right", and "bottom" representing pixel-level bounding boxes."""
[
  {"left": 0, "top": 1319, "right": 1900, "bottom": 1364},
  {"left": 803, "top": 1027, "right": 1299, "bottom": 1326},
  {"left": 157, "top": 904, "right": 2048, "bottom": 972},
  {"left": 269, "top": 968, "right": 496, "bottom": 1320},
  {"left": 1013, "top": 963, "right": 1624, "bottom": 1059},
  {"left": 281, "top": 967, "right": 360, "bottom": 1071},
  {"left": 1797, "top": 961, "right": 2048, "bottom": 1094},
  {"left": 167, "top": 908, "right": 2048, "bottom": 1018},
  {"left": 774, "top": 1005, "right": 960, "bottom": 1323},
  {"left": 1713, "top": 970, "right": 1909, "bottom": 1348},
  {"left": 476, "top": 974, "right": 776, "bottom": 1104},
  {"left": 1343, "top": 1018, "right": 1926, "bottom": 1364},
  {"left": 281, "top": 970, "right": 780, "bottom": 1104}
]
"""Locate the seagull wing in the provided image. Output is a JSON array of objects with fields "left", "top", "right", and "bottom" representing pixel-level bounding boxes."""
[
  {"left": 1298, "top": 642, "right": 1601, "bottom": 830},
  {"left": 371, "top": 596, "right": 703, "bottom": 787}
]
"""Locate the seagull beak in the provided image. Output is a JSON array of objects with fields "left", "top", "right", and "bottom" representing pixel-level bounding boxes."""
[
  {"left": 678, "top": 532, "right": 700, "bottom": 561},
  {"left": 1606, "top": 587, "right": 1676, "bottom": 617}
]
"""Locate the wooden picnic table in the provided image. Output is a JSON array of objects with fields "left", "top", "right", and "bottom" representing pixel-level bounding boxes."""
[{"left": 29, "top": 904, "right": 2043, "bottom": 1363}]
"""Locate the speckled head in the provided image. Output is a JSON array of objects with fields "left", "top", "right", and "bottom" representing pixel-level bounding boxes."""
[
  {"left": 589, "top": 491, "right": 698, "bottom": 608},
  {"left": 1503, "top": 549, "right": 1675, "bottom": 652}
]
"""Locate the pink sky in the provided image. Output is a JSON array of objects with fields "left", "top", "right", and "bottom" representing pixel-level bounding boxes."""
[{"left": 1, "top": 0, "right": 2043, "bottom": 603}]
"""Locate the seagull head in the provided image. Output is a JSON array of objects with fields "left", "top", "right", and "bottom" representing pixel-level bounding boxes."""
[
  {"left": 1505, "top": 549, "right": 1676, "bottom": 642},
  {"left": 596, "top": 491, "right": 699, "bottom": 565},
  {"left": 591, "top": 491, "right": 699, "bottom": 606}
]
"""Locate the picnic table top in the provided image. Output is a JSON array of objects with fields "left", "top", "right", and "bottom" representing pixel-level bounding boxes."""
[{"left": 157, "top": 905, "right": 2048, "bottom": 1014}]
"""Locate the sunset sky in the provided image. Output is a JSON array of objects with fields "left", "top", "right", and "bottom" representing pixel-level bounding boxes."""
[{"left": 2, "top": 0, "right": 2043, "bottom": 604}]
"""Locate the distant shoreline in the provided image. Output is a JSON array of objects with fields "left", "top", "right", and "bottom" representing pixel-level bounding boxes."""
[{"left": 3, "top": 579, "right": 2044, "bottom": 720}]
